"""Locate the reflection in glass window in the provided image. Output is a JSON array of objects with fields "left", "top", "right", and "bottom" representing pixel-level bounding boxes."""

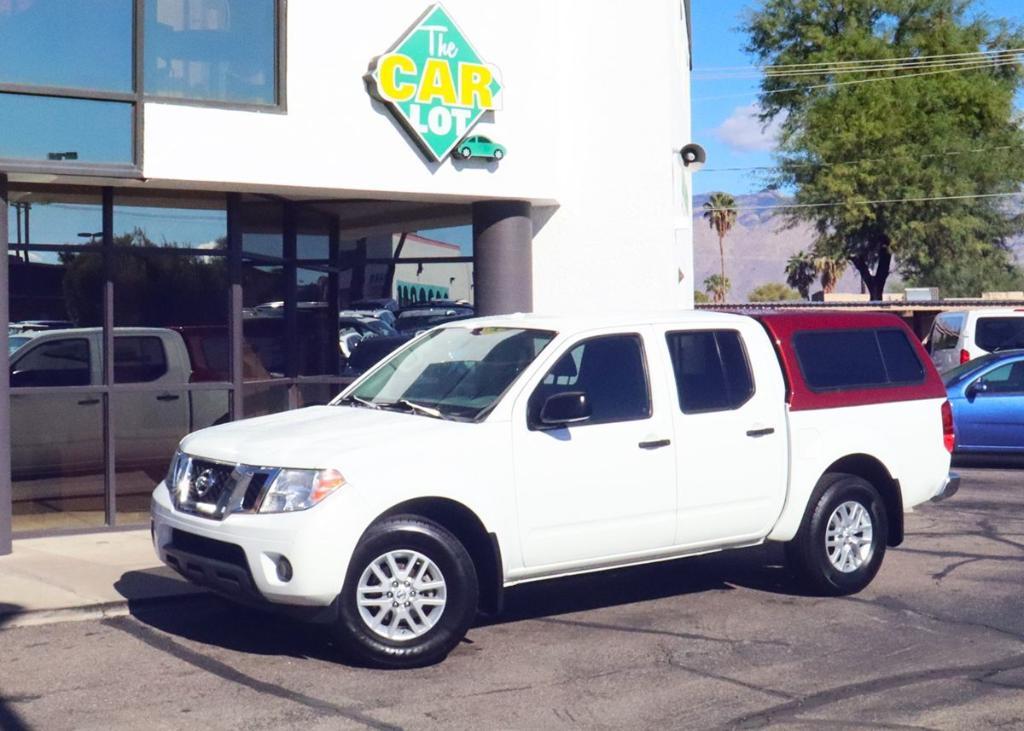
[
  {"left": 114, "top": 199, "right": 227, "bottom": 250},
  {"left": 0, "top": 94, "right": 133, "bottom": 164},
  {"left": 10, "top": 337, "right": 92, "bottom": 387},
  {"left": 114, "top": 252, "right": 229, "bottom": 328},
  {"left": 145, "top": 0, "right": 278, "bottom": 105},
  {"left": 0, "top": 0, "right": 133, "bottom": 92},
  {"left": 12, "top": 391, "right": 106, "bottom": 533}
]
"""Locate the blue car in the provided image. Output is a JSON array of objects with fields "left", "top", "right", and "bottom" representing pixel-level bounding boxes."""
[{"left": 944, "top": 350, "right": 1024, "bottom": 453}]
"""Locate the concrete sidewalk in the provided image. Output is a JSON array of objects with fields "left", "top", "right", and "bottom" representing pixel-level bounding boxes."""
[{"left": 0, "top": 529, "right": 205, "bottom": 628}]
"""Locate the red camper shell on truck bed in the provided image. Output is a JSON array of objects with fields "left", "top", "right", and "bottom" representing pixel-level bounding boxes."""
[{"left": 751, "top": 311, "right": 947, "bottom": 412}]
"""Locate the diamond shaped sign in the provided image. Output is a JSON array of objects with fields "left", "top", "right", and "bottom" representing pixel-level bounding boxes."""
[{"left": 366, "top": 4, "right": 503, "bottom": 162}]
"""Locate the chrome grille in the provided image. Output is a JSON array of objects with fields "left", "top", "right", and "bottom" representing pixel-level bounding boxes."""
[{"left": 168, "top": 453, "right": 277, "bottom": 520}]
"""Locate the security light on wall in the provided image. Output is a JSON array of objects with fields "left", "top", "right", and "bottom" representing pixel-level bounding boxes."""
[{"left": 679, "top": 143, "right": 706, "bottom": 171}]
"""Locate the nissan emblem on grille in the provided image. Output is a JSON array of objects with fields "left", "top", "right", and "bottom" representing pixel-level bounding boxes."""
[{"left": 193, "top": 469, "right": 221, "bottom": 501}]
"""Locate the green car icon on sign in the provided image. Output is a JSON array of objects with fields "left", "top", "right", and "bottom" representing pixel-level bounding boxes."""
[{"left": 457, "top": 136, "right": 506, "bottom": 161}]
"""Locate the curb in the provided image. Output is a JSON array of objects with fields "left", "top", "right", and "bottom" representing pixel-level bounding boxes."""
[{"left": 0, "top": 590, "right": 211, "bottom": 629}]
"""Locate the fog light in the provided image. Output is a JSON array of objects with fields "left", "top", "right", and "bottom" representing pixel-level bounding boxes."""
[{"left": 276, "top": 556, "right": 293, "bottom": 582}]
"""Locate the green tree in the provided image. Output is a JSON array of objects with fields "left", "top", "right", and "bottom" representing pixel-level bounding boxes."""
[
  {"left": 746, "top": 0, "right": 1024, "bottom": 299},
  {"left": 785, "top": 250, "right": 817, "bottom": 299},
  {"left": 702, "top": 192, "right": 738, "bottom": 284},
  {"left": 704, "top": 274, "right": 731, "bottom": 303},
  {"left": 749, "top": 282, "right": 801, "bottom": 302},
  {"left": 694, "top": 289, "right": 710, "bottom": 304}
]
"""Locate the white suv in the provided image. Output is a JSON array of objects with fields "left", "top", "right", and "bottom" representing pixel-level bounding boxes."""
[{"left": 928, "top": 309, "right": 1024, "bottom": 373}]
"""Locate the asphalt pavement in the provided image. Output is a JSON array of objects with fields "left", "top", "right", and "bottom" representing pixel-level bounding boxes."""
[{"left": 2, "top": 465, "right": 1023, "bottom": 730}]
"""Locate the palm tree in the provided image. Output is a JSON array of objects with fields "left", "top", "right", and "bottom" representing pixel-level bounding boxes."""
[
  {"left": 785, "top": 250, "right": 817, "bottom": 299},
  {"left": 702, "top": 192, "right": 737, "bottom": 285},
  {"left": 703, "top": 274, "right": 731, "bottom": 304},
  {"left": 814, "top": 255, "right": 847, "bottom": 294}
]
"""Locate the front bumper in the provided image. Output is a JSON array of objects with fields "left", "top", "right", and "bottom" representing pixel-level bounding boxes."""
[
  {"left": 151, "top": 481, "right": 364, "bottom": 608},
  {"left": 931, "top": 472, "right": 961, "bottom": 502}
]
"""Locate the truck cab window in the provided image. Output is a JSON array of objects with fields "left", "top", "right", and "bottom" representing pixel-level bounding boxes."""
[
  {"left": 114, "top": 336, "right": 169, "bottom": 383},
  {"left": 10, "top": 338, "right": 91, "bottom": 387},
  {"left": 531, "top": 334, "right": 650, "bottom": 425},
  {"left": 666, "top": 330, "right": 754, "bottom": 413}
]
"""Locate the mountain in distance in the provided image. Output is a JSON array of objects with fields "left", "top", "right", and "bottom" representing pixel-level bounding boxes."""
[
  {"left": 693, "top": 191, "right": 1024, "bottom": 302},
  {"left": 692, "top": 191, "right": 858, "bottom": 301}
]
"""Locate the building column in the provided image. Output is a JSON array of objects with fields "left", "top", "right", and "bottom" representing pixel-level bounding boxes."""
[
  {"left": 472, "top": 201, "right": 533, "bottom": 316},
  {"left": 0, "top": 174, "right": 11, "bottom": 555}
]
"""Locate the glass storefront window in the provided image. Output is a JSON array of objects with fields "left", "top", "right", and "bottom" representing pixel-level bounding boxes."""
[
  {"left": 115, "top": 196, "right": 227, "bottom": 250},
  {"left": 11, "top": 391, "right": 106, "bottom": 532},
  {"left": 0, "top": 94, "right": 134, "bottom": 165},
  {"left": 145, "top": 0, "right": 278, "bottom": 106},
  {"left": 114, "top": 388, "right": 230, "bottom": 525},
  {"left": 241, "top": 198, "right": 283, "bottom": 259},
  {"left": 0, "top": 0, "right": 133, "bottom": 92}
]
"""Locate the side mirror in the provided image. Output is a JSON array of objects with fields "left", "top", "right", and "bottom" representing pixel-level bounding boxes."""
[
  {"left": 966, "top": 380, "right": 989, "bottom": 399},
  {"left": 539, "top": 391, "right": 591, "bottom": 428}
]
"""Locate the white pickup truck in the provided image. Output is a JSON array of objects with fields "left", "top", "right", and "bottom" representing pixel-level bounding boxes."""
[{"left": 152, "top": 310, "right": 959, "bottom": 668}]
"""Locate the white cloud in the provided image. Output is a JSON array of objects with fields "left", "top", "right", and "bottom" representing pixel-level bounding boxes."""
[{"left": 713, "top": 103, "right": 785, "bottom": 153}]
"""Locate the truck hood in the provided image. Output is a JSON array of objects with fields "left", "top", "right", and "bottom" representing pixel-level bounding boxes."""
[{"left": 180, "top": 405, "right": 478, "bottom": 469}]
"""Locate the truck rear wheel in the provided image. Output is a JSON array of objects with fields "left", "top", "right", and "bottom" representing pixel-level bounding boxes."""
[
  {"left": 333, "top": 515, "right": 479, "bottom": 668},
  {"left": 786, "top": 474, "right": 888, "bottom": 596}
]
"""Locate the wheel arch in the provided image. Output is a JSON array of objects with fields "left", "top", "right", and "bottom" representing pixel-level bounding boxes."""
[
  {"left": 822, "top": 454, "right": 904, "bottom": 547},
  {"left": 374, "top": 497, "right": 504, "bottom": 615}
]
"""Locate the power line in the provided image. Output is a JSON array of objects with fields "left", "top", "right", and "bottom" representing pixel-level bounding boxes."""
[
  {"left": 693, "top": 59, "right": 1017, "bottom": 101},
  {"left": 699, "top": 190, "right": 1024, "bottom": 213},
  {"left": 695, "top": 47, "right": 1024, "bottom": 74},
  {"left": 695, "top": 52, "right": 1023, "bottom": 80},
  {"left": 699, "top": 144, "right": 1024, "bottom": 173}
]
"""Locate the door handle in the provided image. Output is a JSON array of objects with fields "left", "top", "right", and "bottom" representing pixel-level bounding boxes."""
[
  {"left": 156, "top": 394, "right": 181, "bottom": 402},
  {"left": 77, "top": 398, "right": 100, "bottom": 406},
  {"left": 638, "top": 438, "right": 671, "bottom": 450},
  {"left": 746, "top": 427, "right": 775, "bottom": 438}
]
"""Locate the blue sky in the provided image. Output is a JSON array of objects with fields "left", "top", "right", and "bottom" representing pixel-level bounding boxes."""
[{"left": 691, "top": 0, "right": 1024, "bottom": 196}]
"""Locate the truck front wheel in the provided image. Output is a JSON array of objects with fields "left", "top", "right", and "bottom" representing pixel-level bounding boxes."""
[
  {"left": 333, "top": 515, "right": 479, "bottom": 668},
  {"left": 786, "top": 474, "right": 888, "bottom": 596}
]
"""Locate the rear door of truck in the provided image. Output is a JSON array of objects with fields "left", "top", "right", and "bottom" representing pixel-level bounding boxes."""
[{"left": 651, "top": 318, "right": 789, "bottom": 548}]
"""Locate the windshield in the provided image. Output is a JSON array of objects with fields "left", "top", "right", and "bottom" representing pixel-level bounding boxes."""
[
  {"left": 8, "top": 336, "right": 30, "bottom": 356},
  {"left": 342, "top": 326, "right": 556, "bottom": 420},
  {"left": 943, "top": 352, "right": 1005, "bottom": 387}
]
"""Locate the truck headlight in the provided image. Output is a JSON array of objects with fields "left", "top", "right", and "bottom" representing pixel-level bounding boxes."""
[
  {"left": 259, "top": 469, "right": 346, "bottom": 513},
  {"left": 165, "top": 450, "right": 189, "bottom": 494}
]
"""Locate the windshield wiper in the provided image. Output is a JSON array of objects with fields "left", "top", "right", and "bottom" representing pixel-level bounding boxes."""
[
  {"left": 339, "top": 394, "right": 380, "bottom": 409},
  {"left": 397, "top": 399, "right": 447, "bottom": 419}
]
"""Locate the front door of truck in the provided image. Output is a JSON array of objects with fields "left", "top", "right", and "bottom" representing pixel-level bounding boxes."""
[
  {"left": 657, "top": 325, "right": 789, "bottom": 547},
  {"left": 512, "top": 331, "right": 677, "bottom": 569}
]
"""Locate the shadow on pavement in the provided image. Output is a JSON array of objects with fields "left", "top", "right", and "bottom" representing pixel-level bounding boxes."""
[
  {"left": 117, "top": 544, "right": 815, "bottom": 665},
  {"left": 488, "top": 544, "right": 816, "bottom": 627},
  {"left": 113, "top": 567, "right": 205, "bottom": 602},
  {"left": 116, "top": 572, "right": 339, "bottom": 662},
  {"left": 0, "top": 606, "right": 32, "bottom": 731}
]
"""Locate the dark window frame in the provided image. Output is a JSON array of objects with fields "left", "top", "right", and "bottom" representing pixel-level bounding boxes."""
[
  {"left": 665, "top": 328, "right": 756, "bottom": 415},
  {"left": 527, "top": 332, "right": 654, "bottom": 429},
  {"left": 142, "top": 0, "right": 287, "bottom": 113},
  {"left": 793, "top": 327, "right": 927, "bottom": 393}
]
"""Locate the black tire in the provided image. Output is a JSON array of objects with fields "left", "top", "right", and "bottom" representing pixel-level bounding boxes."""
[
  {"left": 786, "top": 473, "right": 888, "bottom": 596},
  {"left": 493, "top": 149, "right": 504, "bottom": 160},
  {"left": 460, "top": 147, "right": 472, "bottom": 159},
  {"left": 334, "top": 515, "right": 478, "bottom": 668}
]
